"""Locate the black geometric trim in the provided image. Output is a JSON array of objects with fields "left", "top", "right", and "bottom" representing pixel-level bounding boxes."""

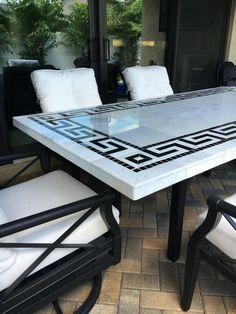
[{"left": 29, "top": 88, "right": 236, "bottom": 173}]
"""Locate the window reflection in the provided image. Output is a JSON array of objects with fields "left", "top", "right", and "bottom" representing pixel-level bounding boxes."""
[{"left": 0, "top": 0, "right": 89, "bottom": 71}]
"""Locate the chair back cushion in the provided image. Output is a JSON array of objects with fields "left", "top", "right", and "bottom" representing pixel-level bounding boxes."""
[
  {"left": 122, "top": 65, "right": 174, "bottom": 100},
  {"left": 31, "top": 68, "right": 102, "bottom": 112},
  {"left": 0, "top": 208, "right": 17, "bottom": 274}
]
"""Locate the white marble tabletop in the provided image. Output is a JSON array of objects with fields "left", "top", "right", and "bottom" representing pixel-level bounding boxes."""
[{"left": 14, "top": 87, "right": 236, "bottom": 200}]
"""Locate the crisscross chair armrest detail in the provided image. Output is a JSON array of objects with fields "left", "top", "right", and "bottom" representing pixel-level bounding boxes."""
[
  {"left": 0, "top": 191, "right": 119, "bottom": 298},
  {"left": 0, "top": 170, "right": 121, "bottom": 313},
  {"left": 0, "top": 192, "right": 116, "bottom": 238}
]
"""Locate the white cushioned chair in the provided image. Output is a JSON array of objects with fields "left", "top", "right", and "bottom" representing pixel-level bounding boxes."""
[
  {"left": 31, "top": 68, "right": 102, "bottom": 113},
  {"left": 0, "top": 156, "right": 121, "bottom": 313},
  {"left": 122, "top": 65, "right": 174, "bottom": 101},
  {"left": 181, "top": 194, "right": 236, "bottom": 311}
]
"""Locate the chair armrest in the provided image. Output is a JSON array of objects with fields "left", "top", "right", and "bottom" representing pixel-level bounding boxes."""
[
  {"left": 207, "top": 195, "right": 236, "bottom": 219},
  {"left": 190, "top": 195, "right": 236, "bottom": 246},
  {"left": 0, "top": 143, "right": 45, "bottom": 163},
  {"left": 0, "top": 192, "right": 116, "bottom": 238},
  {"left": 0, "top": 152, "right": 36, "bottom": 164}
]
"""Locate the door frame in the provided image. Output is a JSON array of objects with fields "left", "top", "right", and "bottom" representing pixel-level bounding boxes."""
[{"left": 88, "top": 0, "right": 109, "bottom": 103}]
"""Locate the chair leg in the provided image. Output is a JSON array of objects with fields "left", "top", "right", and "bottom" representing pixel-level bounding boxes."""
[
  {"left": 51, "top": 274, "right": 102, "bottom": 314},
  {"left": 74, "top": 274, "right": 102, "bottom": 314},
  {"left": 181, "top": 243, "right": 201, "bottom": 311}
]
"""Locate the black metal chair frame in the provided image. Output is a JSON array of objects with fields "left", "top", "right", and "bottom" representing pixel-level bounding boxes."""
[
  {"left": 0, "top": 69, "right": 51, "bottom": 173},
  {"left": 181, "top": 195, "right": 236, "bottom": 311},
  {"left": 0, "top": 146, "right": 51, "bottom": 189},
  {"left": 222, "top": 65, "right": 236, "bottom": 87},
  {"left": 216, "top": 61, "right": 235, "bottom": 86},
  {"left": 0, "top": 155, "right": 121, "bottom": 314},
  {"left": 120, "top": 71, "right": 131, "bottom": 100}
]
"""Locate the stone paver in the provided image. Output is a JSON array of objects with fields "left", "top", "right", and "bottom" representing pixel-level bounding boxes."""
[{"left": 26, "top": 162, "right": 236, "bottom": 313}]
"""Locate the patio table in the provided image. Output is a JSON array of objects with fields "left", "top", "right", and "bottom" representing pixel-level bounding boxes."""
[{"left": 14, "top": 86, "right": 236, "bottom": 261}]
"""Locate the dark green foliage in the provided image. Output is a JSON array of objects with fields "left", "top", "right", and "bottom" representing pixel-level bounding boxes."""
[
  {"left": 0, "top": 4, "right": 12, "bottom": 54},
  {"left": 9, "top": 0, "right": 66, "bottom": 64},
  {"left": 107, "top": 0, "right": 142, "bottom": 66},
  {"left": 63, "top": 2, "right": 89, "bottom": 56},
  {"left": 64, "top": 0, "right": 142, "bottom": 65}
]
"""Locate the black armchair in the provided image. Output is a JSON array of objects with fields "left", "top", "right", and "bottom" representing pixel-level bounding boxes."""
[
  {"left": 0, "top": 154, "right": 121, "bottom": 314},
  {"left": 181, "top": 195, "right": 236, "bottom": 311}
]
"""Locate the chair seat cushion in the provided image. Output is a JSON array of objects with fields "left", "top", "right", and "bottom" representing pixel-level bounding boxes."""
[
  {"left": 198, "top": 194, "right": 236, "bottom": 259},
  {"left": 31, "top": 68, "right": 102, "bottom": 112},
  {"left": 0, "top": 208, "right": 17, "bottom": 275},
  {"left": 122, "top": 65, "right": 174, "bottom": 100},
  {"left": 0, "top": 170, "right": 119, "bottom": 291}
]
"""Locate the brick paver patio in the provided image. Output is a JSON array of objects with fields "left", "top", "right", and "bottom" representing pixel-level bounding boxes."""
[{"left": 33, "top": 162, "right": 236, "bottom": 313}]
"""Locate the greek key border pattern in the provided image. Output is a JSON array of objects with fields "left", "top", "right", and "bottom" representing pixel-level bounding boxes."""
[{"left": 30, "top": 88, "right": 236, "bottom": 172}]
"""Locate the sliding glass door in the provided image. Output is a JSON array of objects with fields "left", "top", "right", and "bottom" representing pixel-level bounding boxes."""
[
  {"left": 166, "top": 0, "right": 232, "bottom": 92},
  {"left": 89, "top": 0, "right": 168, "bottom": 103},
  {"left": 0, "top": 0, "right": 90, "bottom": 153}
]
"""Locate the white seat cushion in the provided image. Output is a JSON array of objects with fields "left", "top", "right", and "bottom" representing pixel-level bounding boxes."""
[
  {"left": 31, "top": 68, "right": 102, "bottom": 112},
  {"left": 0, "top": 170, "right": 119, "bottom": 291},
  {"left": 0, "top": 208, "right": 17, "bottom": 275},
  {"left": 198, "top": 194, "right": 236, "bottom": 259},
  {"left": 122, "top": 65, "right": 174, "bottom": 100}
]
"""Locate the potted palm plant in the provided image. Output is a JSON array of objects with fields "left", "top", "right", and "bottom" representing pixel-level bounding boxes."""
[
  {"left": 63, "top": 1, "right": 89, "bottom": 57},
  {"left": 9, "top": 0, "right": 66, "bottom": 64}
]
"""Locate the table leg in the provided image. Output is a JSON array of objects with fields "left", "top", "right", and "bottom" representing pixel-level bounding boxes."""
[{"left": 167, "top": 179, "right": 190, "bottom": 262}]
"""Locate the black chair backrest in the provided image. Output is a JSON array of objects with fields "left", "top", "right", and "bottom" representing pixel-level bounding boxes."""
[
  {"left": 3, "top": 65, "right": 56, "bottom": 130},
  {"left": 120, "top": 70, "right": 130, "bottom": 100},
  {"left": 74, "top": 56, "right": 90, "bottom": 68},
  {"left": 222, "top": 65, "right": 236, "bottom": 87},
  {"left": 216, "top": 61, "right": 234, "bottom": 86}
]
